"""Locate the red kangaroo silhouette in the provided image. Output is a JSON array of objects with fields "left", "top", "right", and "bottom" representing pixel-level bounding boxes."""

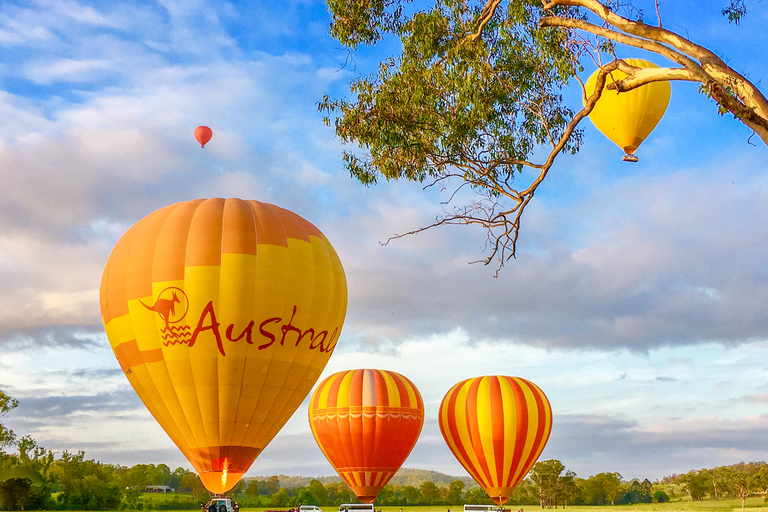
[{"left": 140, "top": 292, "right": 180, "bottom": 327}]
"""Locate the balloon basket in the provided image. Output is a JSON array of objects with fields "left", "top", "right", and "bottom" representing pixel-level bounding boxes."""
[{"left": 622, "top": 154, "right": 639, "bottom": 163}]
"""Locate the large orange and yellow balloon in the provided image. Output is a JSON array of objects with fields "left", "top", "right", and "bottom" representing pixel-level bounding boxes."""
[
  {"left": 100, "top": 198, "right": 347, "bottom": 494},
  {"left": 308, "top": 369, "right": 424, "bottom": 503},
  {"left": 439, "top": 376, "right": 552, "bottom": 505},
  {"left": 585, "top": 58, "right": 671, "bottom": 161}
]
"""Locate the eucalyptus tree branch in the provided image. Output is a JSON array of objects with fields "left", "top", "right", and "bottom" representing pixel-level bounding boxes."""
[
  {"left": 542, "top": 0, "right": 768, "bottom": 136},
  {"left": 468, "top": 0, "right": 504, "bottom": 41}
]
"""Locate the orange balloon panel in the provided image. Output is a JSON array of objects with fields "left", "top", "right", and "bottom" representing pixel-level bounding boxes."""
[
  {"left": 439, "top": 376, "right": 552, "bottom": 506},
  {"left": 308, "top": 369, "right": 424, "bottom": 503},
  {"left": 100, "top": 198, "right": 347, "bottom": 494}
]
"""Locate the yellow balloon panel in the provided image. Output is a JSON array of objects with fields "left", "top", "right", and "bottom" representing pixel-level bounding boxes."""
[
  {"left": 585, "top": 59, "right": 671, "bottom": 156},
  {"left": 100, "top": 198, "right": 348, "bottom": 494}
]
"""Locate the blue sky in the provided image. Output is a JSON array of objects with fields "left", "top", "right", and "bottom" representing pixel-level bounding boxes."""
[{"left": 1, "top": 0, "right": 768, "bottom": 485}]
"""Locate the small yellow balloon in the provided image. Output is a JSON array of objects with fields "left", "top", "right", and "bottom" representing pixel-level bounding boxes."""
[{"left": 584, "top": 59, "right": 671, "bottom": 161}]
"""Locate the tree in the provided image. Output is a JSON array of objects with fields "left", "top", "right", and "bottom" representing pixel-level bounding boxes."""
[
  {"left": 731, "top": 471, "right": 755, "bottom": 511},
  {"left": 420, "top": 480, "right": 442, "bottom": 504},
  {"left": 51, "top": 451, "right": 121, "bottom": 510},
  {"left": 579, "top": 472, "right": 623, "bottom": 505},
  {"left": 463, "top": 486, "right": 492, "bottom": 505},
  {"left": 558, "top": 471, "right": 579, "bottom": 507},
  {"left": 680, "top": 470, "right": 710, "bottom": 501},
  {"left": 616, "top": 479, "right": 652, "bottom": 504},
  {"left": 710, "top": 466, "right": 735, "bottom": 500},
  {"left": 0, "top": 436, "right": 54, "bottom": 511},
  {"left": 530, "top": 459, "right": 566, "bottom": 508},
  {"left": 400, "top": 484, "right": 421, "bottom": 505},
  {"left": 180, "top": 471, "right": 208, "bottom": 503},
  {"left": 0, "top": 390, "right": 19, "bottom": 450},
  {"left": 376, "top": 484, "right": 398, "bottom": 505},
  {"left": 326, "top": 481, "right": 355, "bottom": 505},
  {"left": 320, "top": 0, "right": 768, "bottom": 271},
  {"left": 0, "top": 477, "right": 47, "bottom": 511},
  {"left": 446, "top": 480, "right": 466, "bottom": 504},
  {"left": 270, "top": 488, "right": 291, "bottom": 507},
  {"left": 308, "top": 479, "right": 330, "bottom": 505},
  {"left": 171, "top": 466, "right": 193, "bottom": 492},
  {"left": 264, "top": 475, "right": 281, "bottom": 496}
]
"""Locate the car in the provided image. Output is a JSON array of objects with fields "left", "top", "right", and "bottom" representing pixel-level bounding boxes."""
[
  {"left": 202, "top": 497, "right": 239, "bottom": 512},
  {"left": 338, "top": 504, "right": 374, "bottom": 512},
  {"left": 299, "top": 507, "right": 322, "bottom": 512},
  {"left": 463, "top": 507, "right": 504, "bottom": 512}
]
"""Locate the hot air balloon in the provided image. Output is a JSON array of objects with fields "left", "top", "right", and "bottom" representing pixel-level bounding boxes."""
[
  {"left": 584, "top": 58, "right": 671, "bottom": 162},
  {"left": 100, "top": 198, "right": 347, "bottom": 494},
  {"left": 438, "top": 376, "right": 552, "bottom": 506},
  {"left": 308, "top": 369, "right": 424, "bottom": 503},
  {"left": 194, "top": 126, "right": 213, "bottom": 147}
]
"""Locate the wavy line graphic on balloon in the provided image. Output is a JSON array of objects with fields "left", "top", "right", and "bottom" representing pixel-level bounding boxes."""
[{"left": 161, "top": 325, "right": 192, "bottom": 345}]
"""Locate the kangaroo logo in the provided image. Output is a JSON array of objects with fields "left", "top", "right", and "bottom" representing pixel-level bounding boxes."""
[{"left": 140, "top": 287, "right": 191, "bottom": 345}]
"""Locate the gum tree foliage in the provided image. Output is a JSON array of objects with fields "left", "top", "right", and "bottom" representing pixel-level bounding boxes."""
[
  {"left": 579, "top": 472, "right": 624, "bottom": 505},
  {"left": 319, "top": 0, "right": 768, "bottom": 272},
  {"left": 0, "top": 436, "right": 55, "bottom": 511},
  {"left": 0, "top": 390, "right": 19, "bottom": 450},
  {"left": 529, "top": 459, "right": 578, "bottom": 508},
  {"left": 50, "top": 451, "right": 122, "bottom": 511}
]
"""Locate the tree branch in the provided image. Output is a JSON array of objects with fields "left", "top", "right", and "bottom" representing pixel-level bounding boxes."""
[{"left": 540, "top": 14, "right": 768, "bottom": 144}]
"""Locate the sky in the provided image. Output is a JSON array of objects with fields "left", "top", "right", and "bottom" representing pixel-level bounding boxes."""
[{"left": 1, "top": 0, "right": 768, "bottom": 486}]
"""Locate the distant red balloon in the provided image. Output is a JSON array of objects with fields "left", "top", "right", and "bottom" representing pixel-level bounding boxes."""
[{"left": 194, "top": 126, "right": 213, "bottom": 147}]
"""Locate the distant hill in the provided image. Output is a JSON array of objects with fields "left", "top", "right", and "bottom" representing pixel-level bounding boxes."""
[
  {"left": 388, "top": 468, "right": 476, "bottom": 488},
  {"left": 246, "top": 468, "right": 477, "bottom": 489}
]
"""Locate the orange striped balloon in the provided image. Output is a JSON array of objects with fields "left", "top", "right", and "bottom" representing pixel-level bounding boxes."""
[
  {"left": 308, "top": 369, "right": 424, "bottom": 503},
  {"left": 100, "top": 198, "right": 347, "bottom": 494},
  {"left": 438, "top": 376, "right": 553, "bottom": 505}
]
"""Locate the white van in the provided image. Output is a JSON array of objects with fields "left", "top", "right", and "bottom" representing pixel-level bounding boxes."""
[
  {"left": 463, "top": 506, "right": 499, "bottom": 512},
  {"left": 203, "top": 498, "right": 238, "bottom": 512},
  {"left": 338, "top": 504, "right": 374, "bottom": 512}
]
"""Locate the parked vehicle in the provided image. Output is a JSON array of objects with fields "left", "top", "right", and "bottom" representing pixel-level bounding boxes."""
[
  {"left": 338, "top": 504, "right": 374, "bottom": 512},
  {"left": 463, "top": 506, "right": 499, "bottom": 512},
  {"left": 202, "top": 497, "right": 238, "bottom": 512}
]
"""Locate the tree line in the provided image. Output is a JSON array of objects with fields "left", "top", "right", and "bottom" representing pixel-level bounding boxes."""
[{"left": 2, "top": 390, "right": 768, "bottom": 510}]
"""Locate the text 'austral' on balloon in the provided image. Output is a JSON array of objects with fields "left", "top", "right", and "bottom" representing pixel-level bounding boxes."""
[{"left": 187, "top": 302, "right": 341, "bottom": 357}]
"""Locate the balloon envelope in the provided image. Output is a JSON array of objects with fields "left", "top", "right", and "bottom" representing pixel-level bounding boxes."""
[
  {"left": 584, "top": 59, "right": 671, "bottom": 159},
  {"left": 439, "top": 376, "right": 552, "bottom": 505},
  {"left": 194, "top": 126, "right": 213, "bottom": 147},
  {"left": 100, "top": 198, "right": 347, "bottom": 494},
  {"left": 308, "top": 369, "right": 424, "bottom": 503}
]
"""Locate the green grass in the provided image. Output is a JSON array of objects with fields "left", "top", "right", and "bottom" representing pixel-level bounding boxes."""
[
  {"left": 233, "top": 502, "right": 768, "bottom": 512},
  {"left": 115, "top": 495, "right": 768, "bottom": 512}
]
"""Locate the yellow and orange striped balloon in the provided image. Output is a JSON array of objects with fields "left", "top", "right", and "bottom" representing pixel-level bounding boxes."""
[
  {"left": 100, "top": 198, "right": 347, "bottom": 494},
  {"left": 438, "top": 376, "right": 552, "bottom": 505},
  {"left": 308, "top": 369, "right": 424, "bottom": 503}
]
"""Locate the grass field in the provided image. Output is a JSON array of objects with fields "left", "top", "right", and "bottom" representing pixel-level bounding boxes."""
[
  {"left": 124, "top": 495, "right": 768, "bottom": 512},
  {"left": 232, "top": 500, "right": 768, "bottom": 512}
]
